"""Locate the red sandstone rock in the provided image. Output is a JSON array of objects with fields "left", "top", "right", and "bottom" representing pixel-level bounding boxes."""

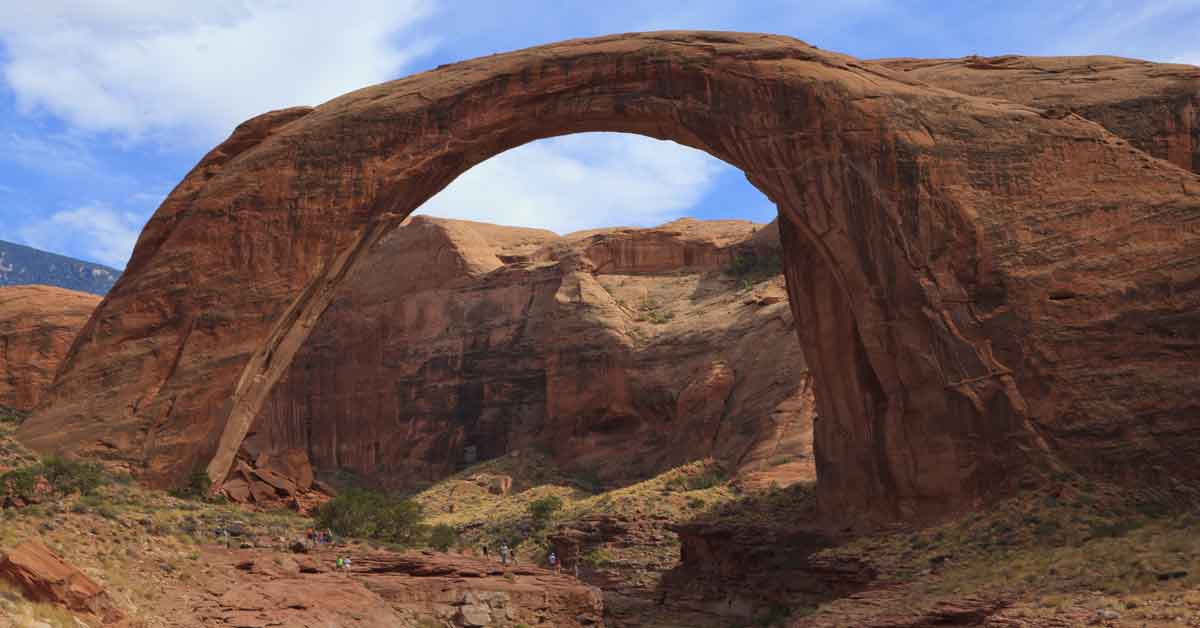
[
  {"left": 185, "top": 546, "right": 603, "bottom": 627},
  {"left": 873, "top": 54, "right": 1200, "bottom": 175},
  {"left": 0, "top": 286, "right": 98, "bottom": 412},
  {"left": 245, "top": 216, "right": 811, "bottom": 490},
  {"left": 19, "top": 32, "right": 1200, "bottom": 526},
  {"left": 0, "top": 539, "right": 124, "bottom": 623}
]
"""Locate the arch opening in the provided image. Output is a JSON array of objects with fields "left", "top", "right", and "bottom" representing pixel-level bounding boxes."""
[
  {"left": 240, "top": 131, "right": 815, "bottom": 500},
  {"left": 24, "top": 32, "right": 1143, "bottom": 529}
]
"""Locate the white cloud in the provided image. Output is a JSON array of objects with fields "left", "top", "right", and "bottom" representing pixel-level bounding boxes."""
[
  {"left": 1, "top": 131, "right": 108, "bottom": 177},
  {"left": 416, "top": 133, "right": 728, "bottom": 234},
  {"left": 0, "top": 0, "right": 435, "bottom": 144},
  {"left": 20, "top": 202, "right": 146, "bottom": 268}
]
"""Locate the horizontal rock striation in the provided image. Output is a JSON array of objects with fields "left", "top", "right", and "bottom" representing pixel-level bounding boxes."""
[
  {"left": 246, "top": 216, "right": 812, "bottom": 489},
  {"left": 0, "top": 285, "right": 99, "bottom": 412},
  {"left": 19, "top": 32, "right": 1200, "bottom": 526}
]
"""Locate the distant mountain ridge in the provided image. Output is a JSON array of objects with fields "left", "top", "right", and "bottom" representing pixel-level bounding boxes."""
[{"left": 0, "top": 240, "right": 120, "bottom": 296}]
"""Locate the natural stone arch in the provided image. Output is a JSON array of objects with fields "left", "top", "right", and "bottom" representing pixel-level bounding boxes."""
[{"left": 21, "top": 32, "right": 1200, "bottom": 526}]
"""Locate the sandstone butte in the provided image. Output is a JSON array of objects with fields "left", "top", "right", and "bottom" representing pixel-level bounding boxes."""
[
  {"left": 246, "top": 215, "right": 813, "bottom": 494},
  {"left": 17, "top": 32, "right": 1200, "bottom": 528},
  {"left": 0, "top": 286, "right": 100, "bottom": 413}
]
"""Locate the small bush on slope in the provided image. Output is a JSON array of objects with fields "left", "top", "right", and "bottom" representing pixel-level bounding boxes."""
[
  {"left": 428, "top": 523, "right": 459, "bottom": 552},
  {"left": 528, "top": 495, "right": 564, "bottom": 529},
  {"left": 315, "top": 488, "right": 425, "bottom": 546},
  {"left": 0, "top": 405, "right": 28, "bottom": 425},
  {"left": 0, "top": 455, "right": 106, "bottom": 501}
]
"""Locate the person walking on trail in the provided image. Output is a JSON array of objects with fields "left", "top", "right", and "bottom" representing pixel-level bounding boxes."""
[
  {"left": 481, "top": 544, "right": 489, "bottom": 560},
  {"left": 499, "top": 544, "right": 510, "bottom": 566},
  {"left": 548, "top": 551, "right": 559, "bottom": 574}
]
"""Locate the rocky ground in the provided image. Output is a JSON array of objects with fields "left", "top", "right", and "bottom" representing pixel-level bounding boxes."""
[{"left": 3, "top": 408, "right": 1200, "bottom": 627}]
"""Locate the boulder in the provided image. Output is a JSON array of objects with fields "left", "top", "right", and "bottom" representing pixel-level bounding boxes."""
[
  {"left": 251, "top": 467, "right": 297, "bottom": 497},
  {"left": 222, "top": 477, "right": 251, "bottom": 503},
  {"left": 0, "top": 539, "right": 123, "bottom": 623}
]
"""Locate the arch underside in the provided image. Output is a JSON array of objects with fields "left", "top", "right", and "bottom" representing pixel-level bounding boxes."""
[{"left": 19, "top": 32, "right": 1200, "bottom": 526}]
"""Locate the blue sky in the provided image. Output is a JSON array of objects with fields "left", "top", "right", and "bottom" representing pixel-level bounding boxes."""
[{"left": 0, "top": 1, "right": 1197, "bottom": 269}]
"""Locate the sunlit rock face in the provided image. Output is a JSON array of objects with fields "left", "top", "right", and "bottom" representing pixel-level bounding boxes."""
[
  {"left": 0, "top": 285, "right": 99, "bottom": 412},
  {"left": 248, "top": 216, "right": 815, "bottom": 490},
  {"left": 20, "top": 32, "right": 1200, "bottom": 525}
]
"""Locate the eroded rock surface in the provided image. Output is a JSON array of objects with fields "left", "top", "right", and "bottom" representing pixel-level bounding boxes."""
[
  {"left": 189, "top": 546, "right": 603, "bottom": 628},
  {"left": 0, "top": 286, "right": 99, "bottom": 412},
  {"left": 0, "top": 539, "right": 124, "bottom": 624},
  {"left": 20, "top": 32, "right": 1200, "bottom": 526},
  {"left": 247, "top": 216, "right": 812, "bottom": 489},
  {"left": 874, "top": 55, "right": 1200, "bottom": 175}
]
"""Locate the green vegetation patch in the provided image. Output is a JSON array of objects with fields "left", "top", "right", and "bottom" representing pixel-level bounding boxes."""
[
  {"left": 1, "top": 455, "right": 107, "bottom": 501},
  {"left": 0, "top": 405, "right": 28, "bottom": 425},
  {"left": 314, "top": 488, "right": 425, "bottom": 546},
  {"left": 727, "top": 249, "right": 783, "bottom": 289}
]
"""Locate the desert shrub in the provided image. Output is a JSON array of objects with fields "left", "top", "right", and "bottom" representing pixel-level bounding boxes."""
[
  {"left": 528, "top": 495, "right": 564, "bottom": 528},
  {"left": 169, "top": 467, "right": 215, "bottom": 500},
  {"left": 634, "top": 299, "right": 675, "bottom": 324},
  {"left": 582, "top": 547, "right": 615, "bottom": 568},
  {"left": 687, "top": 496, "right": 706, "bottom": 509},
  {"left": 428, "top": 523, "right": 459, "bottom": 552},
  {"left": 727, "top": 250, "right": 782, "bottom": 289},
  {"left": 315, "top": 488, "right": 425, "bottom": 545},
  {"left": 666, "top": 468, "right": 726, "bottom": 492},
  {"left": 1, "top": 456, "right": 106, "bottom": 501},
  {"left": 0, "top": 405, "right": 28, "bottom": 425}
]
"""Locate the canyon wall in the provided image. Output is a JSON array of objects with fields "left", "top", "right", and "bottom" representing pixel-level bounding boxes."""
[
  {"left": 19, "top": 32, "right": 1200, "bottom": 524},
  {"left": 247, "top": 216, "right": 814, "bottom": 489},
  {"left": 0, "top": 286, "right": 99, "bottom": 412}
]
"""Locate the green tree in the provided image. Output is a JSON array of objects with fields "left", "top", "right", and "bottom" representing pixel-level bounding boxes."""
[
  {"left": 315, "top": 489, "right": 425, "bottom": 545},
  {"left": 428, "top": 523, "right": 459, "bottom": 552},
  {"left": 528, "top": 495, "right": 564, "bottom": 528}
]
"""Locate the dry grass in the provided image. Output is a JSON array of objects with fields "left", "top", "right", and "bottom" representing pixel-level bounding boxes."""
[
  {"left": 813, "top": 476, "right": 1200, "bottom": 618},
  {"left": 416, "top": 453, "right": 739, "bottom": 565},
  {"left": 0, "top": 579, "right": 80, "bottom": 627}
]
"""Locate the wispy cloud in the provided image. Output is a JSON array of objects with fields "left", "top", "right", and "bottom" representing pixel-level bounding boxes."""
[
  {"left": 19, "top": 202, "right": 146, "bottom": 268},
  {"left": 0, "top": 131, "right": 104, "bottom": 177},
  {"left": 416, "top": 133, "right": 726, "bottom": 234},
  {"left": 0, "top": 0, "right": 436, "bottom": 145}
]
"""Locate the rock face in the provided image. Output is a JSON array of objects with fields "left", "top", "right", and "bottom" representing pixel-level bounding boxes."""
[
  {"left": 874, "top": 55, "right": 1200, "bottom": 175},
  {"left": 246, "top": 216, "right": 812, "bottom": 489},
  {"left": 0, "top": 539, "right": 124, "bottom": 623},
  {"left": 0, "top": 286, "right": 99, "bottom": 412},
  {"left": 189, "top": 546, "right": 603, "bottom": 627},
  {"left": 21, "top": 32, "right": 1200, "bottom": 526}
]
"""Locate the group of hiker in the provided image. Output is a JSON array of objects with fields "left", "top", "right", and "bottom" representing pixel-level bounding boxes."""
[
  {"left": 480, "top": 542, "right": 574, "bottom": 576},
  {"left": 306, "top": 527, "right": 334, "bottom": 545}
]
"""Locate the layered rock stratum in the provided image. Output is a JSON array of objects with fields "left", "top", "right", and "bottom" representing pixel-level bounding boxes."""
[
  {"left": 17, "top": 32, "right": 1200, "bottom": 526},
  {"left": 247, "top": 216, "right": 813, "bottom": 491},
  {"left": 0, "top": 286, "right": 99, "bottom": 412}
]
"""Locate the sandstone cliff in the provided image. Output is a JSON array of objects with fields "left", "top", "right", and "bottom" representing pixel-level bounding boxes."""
[
  {"left": 873, "top": 55, "right": 1200, "bottom": 175},
  {"left": 248, "top": 216, "right": 814, "bottom": 491},
  {"left": 19, "top": 32, "right": 1200, "bottom": 525},
  {"left": 0, "top": 286, "right": 99, "bottom": 412}
]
